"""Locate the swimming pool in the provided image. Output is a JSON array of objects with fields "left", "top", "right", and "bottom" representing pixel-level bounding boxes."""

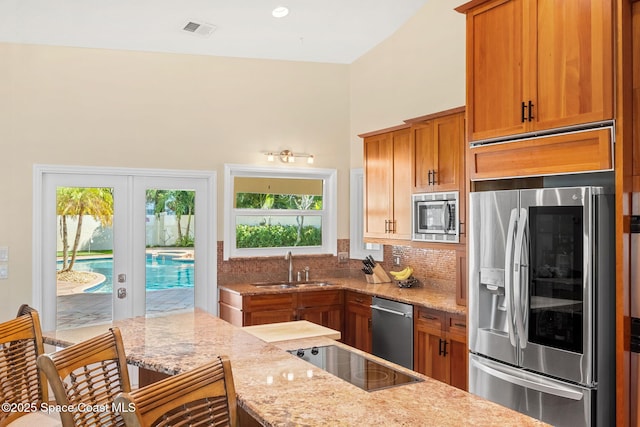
[{"left": 58, "top": 254, "right": 194, "bottom": 293}]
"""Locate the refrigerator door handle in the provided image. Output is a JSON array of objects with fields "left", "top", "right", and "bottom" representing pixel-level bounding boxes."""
[
  {"left": 504, "top": 208, "right": 518, "bottom": 347},
  {"left": 470, "top": 357, "right": 584, "bottom": 401},
  {"left": 513, "top": 208, "right": 528, "bottom": 349}
]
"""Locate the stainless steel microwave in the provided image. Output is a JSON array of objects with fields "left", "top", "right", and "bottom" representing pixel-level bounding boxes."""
[{"left": 411, "top": 191, "right": 459, "bottom": 243}]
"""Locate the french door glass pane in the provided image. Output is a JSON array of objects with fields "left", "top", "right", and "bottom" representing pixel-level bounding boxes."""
[
  {"left": 145, "top": 189, "right": 195, "bottom": 315},
  {"left": 56, "top": 186, "right": 114, "bottom": 329}
]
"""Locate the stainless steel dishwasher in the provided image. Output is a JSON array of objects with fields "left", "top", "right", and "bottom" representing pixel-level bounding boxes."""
[{"left": 371, "top": 296, "right": 413, "bottom": 369}]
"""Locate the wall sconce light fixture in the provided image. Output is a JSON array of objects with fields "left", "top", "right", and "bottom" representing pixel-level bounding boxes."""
[{"left": 266, "top": 149, "right": 314, "bottom": 164}]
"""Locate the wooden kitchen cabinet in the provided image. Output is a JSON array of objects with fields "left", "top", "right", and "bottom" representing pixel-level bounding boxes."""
[
  {"left": 219, "top": 288, "right": 344, "bottom": 332},
  {"left": 296, "top": 290, "right": 344, "bottom": 333},
  {"left": 343, "top": 291, "right": 372, "bottom": 353},
  {"left": 468, "top": 127, "right": 613, "bottom": 180},
  {"left": 414, "top": 306, "right": 467, "bottom": 391},
  {"left": 362, "top": 126, "right": 412, "bottom": 241},
  {"left": 219, "top": 289, "right": 295, "bottom": 327},
  {"left": 408, "top": 108, "right": 465, "bottom": 194},
  {"left": 457, "top": 0, "right": 613, "bottom": 143}
]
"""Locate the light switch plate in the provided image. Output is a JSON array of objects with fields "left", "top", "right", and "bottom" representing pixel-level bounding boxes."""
[
  {"left": 0, "top": 264, "right": 8, "bottom": 279},
  {"left": 0, "top": 246, "right": 7, "bottom": 262}
]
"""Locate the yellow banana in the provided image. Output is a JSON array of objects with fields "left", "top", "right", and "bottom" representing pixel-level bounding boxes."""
[
  {"left": 391, "top": 266, "right": 413, "bottom": 280},
  {"left": 390, "top": 267, "right": 409, "bottom": 278}
]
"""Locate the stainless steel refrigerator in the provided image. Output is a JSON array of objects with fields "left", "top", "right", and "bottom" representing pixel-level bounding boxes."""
[{"left": 468, "top": 187, "right": 615, "bottom": 427}]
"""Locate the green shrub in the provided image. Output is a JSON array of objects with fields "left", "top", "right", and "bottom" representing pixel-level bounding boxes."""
[{"left": 236, "top": 224, "right": 321, "bottom": 248}]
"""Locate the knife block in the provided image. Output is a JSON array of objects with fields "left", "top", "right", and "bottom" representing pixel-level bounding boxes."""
[{"left": 366, "top": 264, "right": 392, "bottom": 284}]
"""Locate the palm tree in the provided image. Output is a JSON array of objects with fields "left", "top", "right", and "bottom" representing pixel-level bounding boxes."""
[
  {"left": 57, "top": 187, "right": 113, "bottom": 272},
  {"left": 167, "top": 190, "right": 195, "bottom": 246}
]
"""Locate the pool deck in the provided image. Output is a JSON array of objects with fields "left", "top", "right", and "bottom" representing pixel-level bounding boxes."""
[
  {"left": 55, "top": 250, "right": 195, "bottom": 329},
  {"left": 57, "top": 288, "right": 194, "bottom": 330}
]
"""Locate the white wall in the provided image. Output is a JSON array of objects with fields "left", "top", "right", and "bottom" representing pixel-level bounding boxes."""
[
  {"left": 0, "top": 43, "right": 350, "bottom": 318},
  {"left": 349, "top": 0, "right": 466, "bottom": 168}
]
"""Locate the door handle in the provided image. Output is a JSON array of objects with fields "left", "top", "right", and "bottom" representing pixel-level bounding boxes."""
[
  {"left": 470, "top": 357, "right": 584, "bottom": 401},
  {"left": 504, "top": 208, "right": 518, "bottom": 347},
  {"left": 513, "top": 208, "right": 528, "bottom": 349}
]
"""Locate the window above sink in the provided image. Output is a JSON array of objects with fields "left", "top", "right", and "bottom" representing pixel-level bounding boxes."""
[{"left": 223, "top": 164, "right": 337, "bottom": 260}]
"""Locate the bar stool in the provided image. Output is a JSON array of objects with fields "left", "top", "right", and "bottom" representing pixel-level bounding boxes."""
[
  {"left": 0, "top": 307, "right": 61, "bottom": 426},
  {"left": 115, "top": 356, "right": 237, "bottom": 427},
  {"left": 37, "top": 327, "right": 131, "bottom": 427}
]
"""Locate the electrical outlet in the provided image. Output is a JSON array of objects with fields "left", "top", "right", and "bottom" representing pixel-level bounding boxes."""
[
  {"left": 393, "top": 256, "right": 401, "bottom": 266},
  {"left": 338, "top": 252, "right": 348, "bottom": 263}
]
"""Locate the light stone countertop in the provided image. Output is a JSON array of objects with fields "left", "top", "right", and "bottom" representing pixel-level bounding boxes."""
[
  {"left": 43, "top": 310, "right": 548, "bottom": 426},
  {"left": 219, "top": 276, "right": 466, "bottom": 315}
]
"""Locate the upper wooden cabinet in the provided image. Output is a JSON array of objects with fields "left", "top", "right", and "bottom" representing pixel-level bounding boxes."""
[
  {"left": 457, "top": 0, "right": 614, "bottom": 143},
  {"left": 409, "top": 108, "right": 465, "bottom": 194},
  {"left": 362, "top": 126, "right": 412, "bottom": 240}
]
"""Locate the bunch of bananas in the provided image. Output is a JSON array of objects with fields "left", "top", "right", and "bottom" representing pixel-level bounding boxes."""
[{"left": 389, "top": 266, "right": 414, "bottom": 281}]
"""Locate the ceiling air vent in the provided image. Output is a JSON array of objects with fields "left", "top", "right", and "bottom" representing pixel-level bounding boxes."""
[{"left": 182, "top": 21, "right": 216, "bottom": 37}]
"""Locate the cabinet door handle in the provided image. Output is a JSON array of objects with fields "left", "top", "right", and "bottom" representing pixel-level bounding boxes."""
[
  {"left": 528, "top": 100, "right": 534, "bottom": 121},
  {"left": 438, "top": 338, "right": 444, "bottom": 356},
  {"left": 355, "top": 298, "right": 364, "bottom": 304},
  {"left": 384, "top": 220, "right": 389, "bottom": 233},
  {"left": 442, "top": 340, "right": 449, "bottom": 357},
  {"left": 391, "top": 220, "right": 396, "bottom": 233},
  {"left": 454, "top": 322, "right": 466, "bottom": 328},
  {"left": 521, "top": 101, "right": 527, "bottom": 123},
  {"left": 432, "top": 170, "right": 437, "bottom": 185},
  {"left": 428, "top": 169, "right": 433, "bottom": 185}
]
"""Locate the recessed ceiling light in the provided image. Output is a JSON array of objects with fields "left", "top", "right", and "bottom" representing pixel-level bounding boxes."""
[{"left": 272, "top": 6, "right": 289, "bottom": 18}]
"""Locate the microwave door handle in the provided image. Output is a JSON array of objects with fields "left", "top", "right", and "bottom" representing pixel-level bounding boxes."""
[
  {"left": 513, "top": 208, "right": 528, "bottom": 349},
  {"left": 504, "top": 208, "right": 518, "bottom": 348},
  {"left": 441, "top": 203, "right": 448, "bottom": 232}
]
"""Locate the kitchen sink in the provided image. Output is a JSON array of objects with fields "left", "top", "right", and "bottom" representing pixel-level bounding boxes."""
[
  {"left": 251, "top": 281, "right": 335, "bottom": 289},
  {"left": 252, "top": 283, "right": 298, "bottom": 289},
  {"left": 295, "top": 281, "right": 335, "bottom": 288}
]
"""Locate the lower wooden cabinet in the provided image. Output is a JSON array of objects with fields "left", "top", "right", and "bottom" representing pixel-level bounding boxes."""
[
  {"left": 297, "top": 290, "right": 344, "bottom": 333},
  {"left": 343, "top": 291, "right": 372, "bottom": 353},
  {"left": 414, "top": 306, "right": 467, "bottom": 391},
  {"left": 218, "top": 288, "right": 343, "bottom": 333}
]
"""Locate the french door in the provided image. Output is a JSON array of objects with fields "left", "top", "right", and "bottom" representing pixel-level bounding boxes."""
[{"left": 34, "top": 165, "right": 217, "bottom": 331}]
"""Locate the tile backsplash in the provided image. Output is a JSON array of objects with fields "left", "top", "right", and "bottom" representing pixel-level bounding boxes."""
[{"left": 217, "top": 239, "right": 457, "bottom": 293}]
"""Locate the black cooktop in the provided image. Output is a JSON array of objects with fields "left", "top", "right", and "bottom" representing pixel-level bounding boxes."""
[{"left": 288, "top": 345, "right": 423, "bottom": 392}]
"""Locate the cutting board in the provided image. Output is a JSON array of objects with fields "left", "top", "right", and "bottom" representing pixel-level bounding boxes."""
[{"left": 242, "top": 320, "right": 341, "bottom": 342}]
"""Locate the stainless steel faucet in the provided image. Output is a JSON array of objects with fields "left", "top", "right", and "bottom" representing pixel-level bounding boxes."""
[{"left": 285, "top": 251, "right": 293, "bottom": 282}]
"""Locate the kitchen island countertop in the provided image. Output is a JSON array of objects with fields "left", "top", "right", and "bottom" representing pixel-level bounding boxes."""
[{"left": 43, "top": 310, "right": 547, "bottom": 426}]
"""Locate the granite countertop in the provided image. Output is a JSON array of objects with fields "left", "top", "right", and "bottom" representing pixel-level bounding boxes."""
[
  {"left": 219, "top": 277, "right": 466, "bottom": 315},
  {"left": 43, "top": 310, "right": 547, "bottom": 426}
]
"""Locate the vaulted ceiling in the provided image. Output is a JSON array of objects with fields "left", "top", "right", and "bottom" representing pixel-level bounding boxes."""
[{"left": 0, "top": 0, "right": 430, "bottom": 63}]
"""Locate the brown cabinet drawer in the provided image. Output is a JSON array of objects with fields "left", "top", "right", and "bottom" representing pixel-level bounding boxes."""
[
  {"left": 345, "top": 291, "right": 372, "bottom": 307},
  {"left": 243, "top": 293, "right": 295, "bottom": 312},
  {"left": 415, "top": 307, "right": 445, "bottom": 330},
  {"left": 446, "top": 313, "right": 467, "bottom": 337},
  {"left": 297, "top": 290, "right": 343, "bottom": 308}
]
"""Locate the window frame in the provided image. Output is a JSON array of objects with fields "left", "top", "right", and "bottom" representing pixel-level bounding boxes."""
[{"left": 223, "top": 164, "right": 337, "bottom": 260}]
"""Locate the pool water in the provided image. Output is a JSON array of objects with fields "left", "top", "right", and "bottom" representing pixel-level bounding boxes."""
[{"left": 58, "top": 254, "right": 194, "bottom": 293}]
